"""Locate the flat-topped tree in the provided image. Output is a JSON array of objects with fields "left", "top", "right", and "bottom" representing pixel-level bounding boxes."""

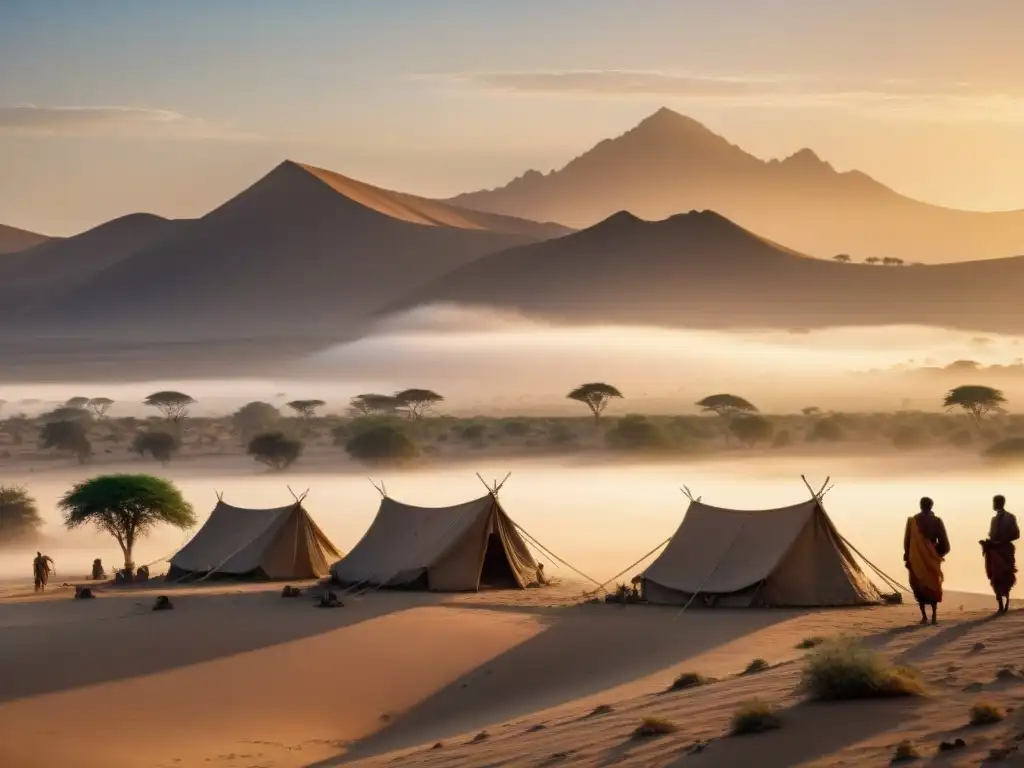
[
  {"left": 568, "top": 382, "right": 623, "bottom": 425},
  {"left": 59, "top": 474, "right": 195, "bottom": 574},
  {"left": 395, "top": 389, "right": 444, "bottom": 419},
  {"left": 349, "top": 393, "right": 401, "bottom": 418},
  {"left": 943, "top": 385, "right": 1006, "bottom": 427},
  {"left": 65, "top": 396, "right": 90, "bottom": 409},
  {"left": 697, "top": 394, "right": 759, "bottom": 418},
  {"left": 0, "top": 486, "right": 43, "bottom": 545},
  {"left": 144, "top": 391, "right": 195, "bottom": 423},
  {"left": 286, "top": 399, "right": 325, "bottom": 420},
  {"left": 87, "top": 397, "right": 114, "bottom": 418}
]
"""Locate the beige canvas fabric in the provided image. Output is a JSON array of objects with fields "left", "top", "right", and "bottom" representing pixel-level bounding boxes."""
[
  {"left": 329, "top": 494, "right": 539, "bottom": 591},
  {"left": 170, "top": 501, "right": 342, "bottom": 579},
  {"left": 642, "top": 499, "right": 881, "bottom": 607}
]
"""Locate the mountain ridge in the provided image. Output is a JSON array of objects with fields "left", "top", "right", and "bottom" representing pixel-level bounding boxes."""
[{"left": 0, "top": 223, "right": 52, "bottom": 255}]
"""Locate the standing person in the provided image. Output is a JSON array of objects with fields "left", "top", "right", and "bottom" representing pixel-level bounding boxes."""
[
  {"left": 32, "top": 551, "right": 55, "bottom": 593},
  {"left": 904, "top": 497, "right": 950, "bottom": 625},
  {"left": 981, "top": 494, "right": 1020, "bottom": 614}
]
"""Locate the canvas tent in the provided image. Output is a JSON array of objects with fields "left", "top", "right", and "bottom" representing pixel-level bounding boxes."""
[
  {"left": 641, "top": 495, "right": 881, "bottom": 607},
  {"left": 168, "top": 499, "right": 342, "bottom": 580},
  {"left": 329, "top": 493, "right": 540, "bottom": 591}
]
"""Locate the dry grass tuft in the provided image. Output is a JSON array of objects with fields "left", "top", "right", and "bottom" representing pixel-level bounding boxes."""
[
  {"left": 969, "top": 701, "right": 1005, "bottom": 726},
  {"left": 802, "top": 639, "right": 924, "bottom": 701},
  {"left": 729, "top": 700, "right": 781, "bottom": 736},
  {"left": 667, "top": 672, "right": 712, "bottom": 692},
  {"left": 586, "top": 704, "right": 614, "bottom": 718},
  {"left": 891, "top": 740, "right": 920, "bottom": 763},
  {"left": 796, "top": 636, "right": 826, "bottom": 650},
  {"left": 631, "top": 717, "right": 680, "bottom": 739},
  {"left": 743, "top": 658, "right": 770, "bottom": 675}
]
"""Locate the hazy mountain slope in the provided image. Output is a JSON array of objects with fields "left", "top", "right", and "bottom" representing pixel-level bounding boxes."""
[
  {"left": 388, "top": 209, "right": 1024, "bottom": 336},
  {"left": 450, "top": 108, "right": 1024, "bottom": 263},
  {"left": 38, "top": 161, "right": 565, "bottom": 340},
  {"left": 0, "top": 223, "right": 51, "bottom": 255}
]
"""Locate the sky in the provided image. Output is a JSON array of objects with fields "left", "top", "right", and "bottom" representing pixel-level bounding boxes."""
[{"left": 3, "top": 0, "right": 1024, "bottom": 235}]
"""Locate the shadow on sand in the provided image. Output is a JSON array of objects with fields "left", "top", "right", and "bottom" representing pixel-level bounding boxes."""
[
  {"left": 0, "top": 585, "right": 443, "bottom": 704},
  {"left": 313, "top": 604, "right": 798, "bottom": 766}
]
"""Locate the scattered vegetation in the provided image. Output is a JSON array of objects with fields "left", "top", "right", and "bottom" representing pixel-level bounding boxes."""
[
  {"left": 246, "top": 432, "right": 303, "bottom": 471},
  {"left": 131, "top": 431, "right": 179, "bottom": 465},
  {"left": 667, "top": 672, "right": 712, "bottom": 692},
  {"left": 943, "top": 384, "right": 1006, "bottom": 426},
  {"left": 631, "top": 717, "right": 679, "bottom": 739},
  {"left": 729, "top": 700, "right": 781, "bottom": 736},
  {"left": 40, "top": 420, "right": 91, "bottom": 463},
  {"left": 743, "top": 658, "right": 770, "bottom": 675},
  {"left": 969, "top": 701, "right": 1005, "bottom": 726},
  {"left": 801, "top": 639, "right": 924, "bottom": 701},
  {"left": 344, "top": 425, "right": 419, "bottom": 465},
  {"left": 890, "top": 740, "right": 920, "bottom": 763},
  {"left": 605, "top": 414, "right": 674, "bottom": 452},
  {"left": 796, "top": 636, "right": 826, "bottom": 650},
  {"left": 567, "top": 382, "right": 623, "bottom": 425}
]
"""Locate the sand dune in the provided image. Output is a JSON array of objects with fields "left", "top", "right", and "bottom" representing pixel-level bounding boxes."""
[
  {"left": 390, "top": 209, "right": 1024, "bottom": 335},
  {"left": 1, "top": 578, "right": 1020, "bottom": 768},
  {"left": 451, "top": 107, "right": 1024, "bottom": 264},
  {"left": 0, "top": 222, "right": 50, "bottom": 255}
]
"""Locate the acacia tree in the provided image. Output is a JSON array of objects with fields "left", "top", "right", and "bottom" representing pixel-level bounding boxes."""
[
  {"left": 286, "top": 399, "right": 325, "bottom": 420},
  {"left": 832, "top": 254, "right": 851, "bottom": 263},
  {"left": 567, "top": 382, "right": 623, "bottom": 425},
  {"left": 394, "top": 389, "right": 444, "bottom": 419},
  {"left": 943, "top": 385, "right": 1006, "bottom": 427},
  {"left": 59, "top": 474, "right": 195, "bottom": 574},
  {"left": 144, "top": 391, "right": 195, "bottom": 424},
  {"left": 349, "top": 393, "right": 401, "bottom": 418},
  {"left": 697, "top": 394, "right": 758, "bottom": 445},
  {"left": 65, "top": 396, "right": 90, "bottom": 409},
  {"left": 0, "top": 485, "right": 44, "bottom": 545},
  {"left": 87, "top": 397, "right": 114, "bottom": 418}
]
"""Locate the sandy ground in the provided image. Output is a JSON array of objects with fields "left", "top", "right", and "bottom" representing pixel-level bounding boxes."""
[{"left": 0, "top": 578, "right": 1022, "bottom": 768}]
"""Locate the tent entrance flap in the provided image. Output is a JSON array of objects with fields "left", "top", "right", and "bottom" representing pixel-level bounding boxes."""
[{"left": 479, "top": 532, "right": 519, "bottom": 589}]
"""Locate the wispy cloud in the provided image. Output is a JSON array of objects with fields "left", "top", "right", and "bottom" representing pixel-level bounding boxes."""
[
  {"left": 0, "top": 105, "right": 258, "bottom": 139},
  {"left": 433, "top": 70, "right": 1024, "bottom": 122}
]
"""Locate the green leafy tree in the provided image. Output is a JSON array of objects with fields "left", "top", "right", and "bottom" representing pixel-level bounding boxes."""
[
  {"left": 728, "top": 415, "right": 774, "bottom": 448},
  {"left": 348, "top": 393, "right": 402, "bottom": 418},
  {"left": 40, "top": 420, "right": 91, "bottom": 464},
  {"left": 567, "top": 382, "right": 623, "bottom": 425},
  {"left": 344, "top": 425, "right": 419, "bottom": 465},
  {"left": 394, "top": 389, "right": 444, "bottom": 419},
  {"left": 232, "top": 401, "right": 281, "bottom": 443},
  {"left": 246, "top": 432, "right": 303, "bottom": 471},
  {"left": 87, "top": 397, "right": 114, "bottom": 418},
  {"left": 943, "top": 385, "right": 1006, "bottom": 427},
  {"left": 144, "top": 391, "right": 195, "bottom": 423},
  {"left": 60, "top": 474, "right": 195, "bottom": 573},
  {"left": 131, "top": 431, "right": 179, "bottom": 465},
  {"left": 0, "top": 485, "right": 44, "bottom": 545}
]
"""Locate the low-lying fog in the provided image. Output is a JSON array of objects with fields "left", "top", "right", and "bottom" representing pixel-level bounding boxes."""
[
  {"left": 5, "top": 307, "right": 1024, "bottom": 416},
  {"left": 0, "top": 454, "right": 1018, "bottom": 597}
]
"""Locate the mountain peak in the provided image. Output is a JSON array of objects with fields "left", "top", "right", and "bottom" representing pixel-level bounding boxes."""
[{"left": 631, "top": 108, "right": 723, "bottom": 141}]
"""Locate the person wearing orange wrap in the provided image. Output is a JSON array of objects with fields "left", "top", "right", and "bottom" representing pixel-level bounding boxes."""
[{"left": 904, "top": 497, "right": 950, "bottom": 625}]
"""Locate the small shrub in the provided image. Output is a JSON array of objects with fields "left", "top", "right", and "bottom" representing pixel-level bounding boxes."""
[
  {"left": 891, "top": 740, "right": 920, "bottom": 762},
  {"left": 743, "top": 658, "right": 770, "bottom": 675},
  {"left": 131, "top": 430, "right": 178, "bottom": 464},
  {"left": 729, "top": 700, "right": 781, "bottom": 736},
  {"left": 969, "top": 701, "right": 1005, "bottom": 726},
  {"left": 502, "top": 420, "right": 530, "bottom": 437},
  {"left": 796, "top": 636, "right": 826, "bottom": 650},
  {"left": 631, "top": 717, "right": 679, "bottom": 739},
  {"left": 246, "top": 431, "right": 303, "bottom": 470},
  {"left": 802, "top": 639, "right": 924, "bottom": 700},
  {"left": 344, "top": 425, "right": 419, "bottom": 465},
  {"left": 668, "top": 672, "right": 711, "bottom": 692},
  {"left": 984, "top": 437, "right": 1024, "bottom": 461}
]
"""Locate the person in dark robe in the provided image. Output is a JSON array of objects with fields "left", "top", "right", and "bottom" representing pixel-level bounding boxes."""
[
  {"left": 904, "top": 497, "right": 950, "bottom": 625},
  {"left": 32, "top": 551, "right": 55, "bottom": 593},
  {"left": 91, "top": 558, "right": 106, "bottom": 581},
  {"left": 981, "top": 494, "right": 1020, "bottom": 614}
]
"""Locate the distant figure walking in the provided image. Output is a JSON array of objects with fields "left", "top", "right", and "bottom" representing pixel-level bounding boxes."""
[
  {"left": 32, "top": 551, "right": 55, "bottom": 593},
  {"left": 981, "top": 494, "right": 1020, "bottom": 614},
  {"left": 904, "top": 497, "right": 949, "bottom": 625}
]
